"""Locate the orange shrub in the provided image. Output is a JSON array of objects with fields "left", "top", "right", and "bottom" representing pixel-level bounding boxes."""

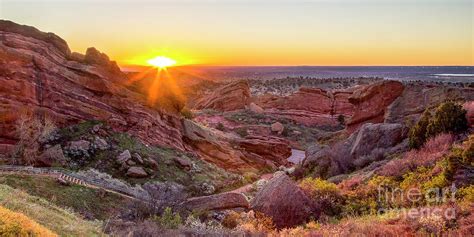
[{"left": 0, "top": 205, "right": 57, "bottom": 237}]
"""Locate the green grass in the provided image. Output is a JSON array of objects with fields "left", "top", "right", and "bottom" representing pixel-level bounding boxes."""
[
  {"left": 0, "top": 184, "right": 104, "bottom": 236},
  {"left": 0, "top": 174, "right": 128, "bottom": 220}
]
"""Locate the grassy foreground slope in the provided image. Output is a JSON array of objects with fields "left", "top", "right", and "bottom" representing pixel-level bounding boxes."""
[{"left": 0, "top": 184, "right": 103, "bottom": 236}]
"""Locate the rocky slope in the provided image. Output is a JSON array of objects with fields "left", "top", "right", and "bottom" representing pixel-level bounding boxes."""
[
  {"left": 0, "top": 20, "right": 184, "bottom": 152},
  {"left": 0, "top": 20, "right": 292, "bottom": 172}
]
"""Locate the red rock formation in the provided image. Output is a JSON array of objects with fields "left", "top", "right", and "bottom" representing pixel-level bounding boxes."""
[
  {"left": 192, "top": 80, "right": 251, "bottom": 111},
  {"left": 250, "top": 173, "right": 317, "bottom": 228},
  {"left": 254, "top": 87, "right": 354, "bottom": 126},
  {"left": 0, "top": 20, "right": 184, "bottom": 151},
  {"left": 385, "top": 84, "right": 474, "bottom": 126},
  {"left": 347, "top": 80, "right": 404, "bottom": 133},
  {"left": 182, "top": 120, "right": 291, "bottom": 171}
]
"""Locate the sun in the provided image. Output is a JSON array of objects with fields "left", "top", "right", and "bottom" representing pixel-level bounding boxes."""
[{"left": 147, "top": 56, "right": 176, "bottom": 68}]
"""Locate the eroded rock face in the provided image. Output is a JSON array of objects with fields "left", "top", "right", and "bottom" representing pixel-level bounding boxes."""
[
  {"left": 192, "top": 80, "right": 251, "bottom": 111},
  {"left": 250, "top": 173, "right": 317, "bottom": 228},
  {"left": 0, "top": 20, "right": 185, "bottom": 152},
  {"left": 385, "top": 84, "right": 474, "bottom": 126},
  {"left": 182, "top": 119, "right": 291, "bottom": 172},
  {"left": 347, "top": 80, "right": 404, "bottom": 133},
  {"left": 182, "top": 192, "right": 249, "bottom": 212},
  {"left": 254, "top": 87, "right": 354, "bottom": 126},
  {"left": 302, "top": 123, "right": 407, "bottom": 178}
]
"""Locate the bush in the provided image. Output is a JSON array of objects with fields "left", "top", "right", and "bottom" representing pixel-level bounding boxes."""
[
  {"left": 427, "top": 101, "right": 468, "bottom": 137},
  {"left": 409, "top": 111, "right": 430, "bottom": 149},
  {"left": 180, "top": 107, "right": 194, "bottom": 119},
  {"left": 299, "top": 177, "right": 343, "bottom": 216},
  {"left": 216, "top": 122, "right": 225, "bottom": 131},
  {"left": 409, "top": 102, "right": 468, "bottom": 149},
  {"left": 12, "top": 110, "right": 56, "bottom": 165},
  {"left": 0, "top": 205, "right": 57, "bottom": 237},
  {"left": 153, "top": 207, "right": 182, "bottom": 229}
]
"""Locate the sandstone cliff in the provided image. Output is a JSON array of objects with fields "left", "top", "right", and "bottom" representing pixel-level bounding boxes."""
[{"left": 0, "top": 20, "right": 185, "bottom": 152}]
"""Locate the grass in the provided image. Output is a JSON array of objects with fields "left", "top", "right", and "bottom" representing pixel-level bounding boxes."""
[
  {"left": 0, "top": 205, "right": 57, "bottom": 237},
  {"left": 0, "top": 184, "right": 103, "bottom": 236},
  {"left": 0, "top": 174, "right": 128, "bottom": 220}
]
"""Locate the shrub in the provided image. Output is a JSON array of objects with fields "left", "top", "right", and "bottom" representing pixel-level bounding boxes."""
[
  {"left": 409, "top": 111, "right": 431, "bottom": 149},
  {"left": 379, "top": 133, "right": 454, "bottom": 177},
  {"left": 0, "top": 205, "right": 57, "bottom": 237},
  {"left": 409, "top": 102, "right": 467, "bottom": 149},
  {"left": 12, "top": 110, "right": 56, "bottom": 165},
  {"left": 216, "top": 122, "right": 225, "bottom": 131},
  {"left": 427, "top": 101, "right": 468, "bottom": 138},
  {"left": 153, "top": 207, "right": 182, "bottom": 229},
  {"left": 299, "top": 177, "right": 343, "bottom": 216},
  {"left": 180, "top": 107, "right": 194, "bottom": 119}
]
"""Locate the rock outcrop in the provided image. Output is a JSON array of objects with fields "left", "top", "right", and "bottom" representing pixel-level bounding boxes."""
[
  {"left": 182, "top": 192, "right": 249, "bottom": 212},
  {"left": 302, "top": 123, "right": 407, "bottom": 178},
  {"left": 464, "top": 101, "right": 474, "bottom": 127},
  {"left": 385, "top": 84, "right": 474, "bottom": 126},
  {"left": 346, "top": 80, "right": 404, "bottom": 133},
  {"left": 250, "top": 173, "right": 317, "bottom": 228},
  {"left": 182, "top": 120, "right": 291, "bottom": 172},
  {"left": 0, "top": 20, "right": 185, "bottom": 152},
  {"left": 192, "top": 80, "right": 251, "bottom": 111},
  {"left": 254, "top": 87, "right": 354, "bottom": 126}
]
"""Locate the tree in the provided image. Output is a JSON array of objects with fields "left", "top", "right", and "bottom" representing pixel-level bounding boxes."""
[{"left": 426, "top": 101, "right": 468, "bottom": 137}]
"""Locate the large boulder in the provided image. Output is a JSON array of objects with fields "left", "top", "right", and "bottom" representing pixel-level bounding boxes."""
[
  {"left": 347, "top": 80, "right": 404, "bottom": 133},
  {"left": 250, "top": 174, "right": 317, "bottom": 228},
  {"left": 182, "top": 119, "right": 291, "bottom": 172},
  {"left": 36, "top": 144, "right": 67, "bottom": 167},
  {"left": 181, "top": 192, "right": 249, "bottom": 212},
  {"left": 303, "top": 123, "right": 407, "bottom": 178},
  {"left": 0, "top": 20, "right": 185, "bottom": 153},
  {"left": 192, "top": 80, "right": 251, "bottom": 111},
  {"left": 126, "top": 166, "right": 148, "bottom": 178}
]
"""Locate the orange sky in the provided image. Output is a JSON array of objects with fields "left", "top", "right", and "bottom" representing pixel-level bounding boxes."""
[{"left": 2, "top": 0, "right": 473, "bottom": 66}]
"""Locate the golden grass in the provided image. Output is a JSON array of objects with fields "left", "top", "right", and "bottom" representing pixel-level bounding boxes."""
[
  {"left": 0, "top": 205, "right": 57, "bottom": 237},
  {"left": 0, "top": 184, "right": 104, "bottom": 236}
]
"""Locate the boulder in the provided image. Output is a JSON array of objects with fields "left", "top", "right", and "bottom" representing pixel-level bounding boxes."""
[
  {"left": 249, "top": 102, "right": 264, "bottom": 114},
  {"left": 250, "top": 174, "right": 317, "bottom": 228},
  {"left": 126, "top": 166, "right": 148, "bottom": 178},
  {"left": 347, "top": 80, "right": 404, "bottom": 133},
  {"left": 93, "top": 136, "right": 108, "bottom": 150},
  {"left": 0, "top": 20, "right": 185, "bottom": 153},
  {"left": 303, "top": 123, "right": 407, "bottom": 178},
  {"left": 174, "top": 156, "right": 192, "bottom": 170},
  {"left": 117, "top": 150, "right": 132, "bottom": 164},
  {"left": 37, "top": 145, "right": 67, "bottom": 167},
  {"left": 182, "top": 192, "right": 249, "bottom": 212},
  {"left": 65, "top": 140, "right": 91, "bottom": 158},
  {"left": 271, "top": 122, "right": 284, "bottom": 134},
  {"left": 192, "top": 80, "right": 251, "bottom": 111}
]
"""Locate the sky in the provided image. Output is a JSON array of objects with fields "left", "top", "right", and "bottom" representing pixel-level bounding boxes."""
[{"left": 1, "top": 0, "right": 472, "bottom": 66}]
